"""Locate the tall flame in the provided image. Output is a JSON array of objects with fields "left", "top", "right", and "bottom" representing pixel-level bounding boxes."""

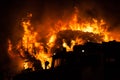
[
  {"left": 21, "top": 14, "right": 53, "bottom": 69},
  {"left": 8, "top": 8, "right": 119, "bottom": 71}
]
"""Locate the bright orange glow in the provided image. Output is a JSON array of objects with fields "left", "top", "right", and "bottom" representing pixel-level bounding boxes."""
[
  {"left": 23, "top": 60, "right": 33, "bottom": 69},
  {"left": 21, "top": 15, "right": 53, "bottom": 69},
  {"left": 62, "top": 39, "right": 75, "bottom": 52},
  {"left": 47, "top": 34, "right": 57, "bottom": 48},
  {"left": 24, "top": 62, "right": 29, "bottom": 69},
  {"left": 8, "top": 8, "right": 119, "bottom": 71}
]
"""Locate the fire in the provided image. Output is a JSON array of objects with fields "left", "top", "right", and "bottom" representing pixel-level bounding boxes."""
[
  {"left": 23, "top": 59, "right": 33, "bottom": 69},
  {"left": 8, "top": 8, "right": 118, "bottom": 71},
  {"left": 51, "top": 8, "right": 112, "bottom": 51},
  {"left": 62, "top": 39, "right": 75, "bottom": 52},
  {"left": 21, "top": 14, "right": 53, "bottom": 70},
  {"left": 8, "top": 14, "right": 53, "bottom": 70}
]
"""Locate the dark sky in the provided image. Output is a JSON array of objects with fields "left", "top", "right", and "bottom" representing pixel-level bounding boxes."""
[
  {"left": 0, "top": 0, "right": 120, "bottom": 33},
  {"left": 0, "top": 0, "right": 120, "bottom": 78}
]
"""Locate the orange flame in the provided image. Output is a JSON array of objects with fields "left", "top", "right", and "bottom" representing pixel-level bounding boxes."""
[
  {"left": 21, "top": 14, "right": 53, "bottom": 69},
  {"left": 8, "top": 8, "right": 119, "bottom": 71}
]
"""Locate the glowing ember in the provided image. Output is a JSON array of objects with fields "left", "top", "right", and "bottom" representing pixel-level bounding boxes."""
[{"left": 7, "top": 8, "right": 118, "bottom": 71}]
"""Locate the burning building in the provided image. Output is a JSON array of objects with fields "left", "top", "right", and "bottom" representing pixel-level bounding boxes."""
[
  {"left": 7, "top": 6, "right": 119, "bottom": 72},
  {"left": 1, "top": 0, "right": 120, "bottom": 80}
]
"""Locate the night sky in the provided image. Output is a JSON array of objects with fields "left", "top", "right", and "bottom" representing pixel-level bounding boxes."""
[{"left": 0, "top": 0, "right": 120, "bottom": 79}]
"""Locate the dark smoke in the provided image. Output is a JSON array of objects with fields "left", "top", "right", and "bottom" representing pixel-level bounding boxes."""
[
  {"left": 55, "top": 30, "right": 103, "bottom": 46},
  {"left": 0, "top": 0, "right": 120, "bottom": 79}
]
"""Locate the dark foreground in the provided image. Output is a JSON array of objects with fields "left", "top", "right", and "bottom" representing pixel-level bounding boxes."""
[{"left": 12, "top": 41, "right": 120, "bottom": 80}]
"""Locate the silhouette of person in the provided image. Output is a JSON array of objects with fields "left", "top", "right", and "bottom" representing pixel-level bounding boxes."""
[{"left": 45, "top": 61, "right": 49, "bottom": 70}]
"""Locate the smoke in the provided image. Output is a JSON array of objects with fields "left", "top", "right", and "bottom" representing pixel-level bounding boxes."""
[
  {"left": 56, "top": 30, "right": 103, "bottom": 46},
  {"left": 0, "top": 0, "right": 120, "bottom": 79}
]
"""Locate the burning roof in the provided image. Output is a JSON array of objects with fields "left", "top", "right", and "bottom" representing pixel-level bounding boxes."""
[{"left": 7, "top": 7, "right": 120, "bottom": 74}]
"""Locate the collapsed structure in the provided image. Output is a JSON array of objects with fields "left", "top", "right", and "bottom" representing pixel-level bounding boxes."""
[
  {"left": 12, "top": 40, "right": 120, "bottom": 80},
  {"left": 7, "top": 8, "right": 120, "bottom": 73}
]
